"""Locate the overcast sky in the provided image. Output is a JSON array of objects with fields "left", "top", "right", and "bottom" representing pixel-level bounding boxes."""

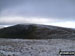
[{"left": 0, "top": 0, "right": 75, "bottom": 28}]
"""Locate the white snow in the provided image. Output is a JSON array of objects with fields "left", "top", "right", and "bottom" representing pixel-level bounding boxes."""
[{"left": 0, "top": 39, "right": 75, "bottom": 56}]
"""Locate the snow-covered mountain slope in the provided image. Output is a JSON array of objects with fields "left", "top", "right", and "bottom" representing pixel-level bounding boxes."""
[{"left": 0, "top": 24, "right": 75, "bottom": 39}]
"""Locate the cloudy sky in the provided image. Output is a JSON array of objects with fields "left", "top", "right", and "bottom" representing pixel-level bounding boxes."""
[{"left": 0, "top": 0, "right": 75, "bottom": 28}]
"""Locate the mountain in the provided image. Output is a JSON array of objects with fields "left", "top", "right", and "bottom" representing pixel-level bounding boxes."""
[{"left": 0, "top": 24, "right": 75, "bottom": 39}]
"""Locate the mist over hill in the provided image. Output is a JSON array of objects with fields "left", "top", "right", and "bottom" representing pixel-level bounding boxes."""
[{"left": 0, "top": 24, "right": 75, "bottom": 39}]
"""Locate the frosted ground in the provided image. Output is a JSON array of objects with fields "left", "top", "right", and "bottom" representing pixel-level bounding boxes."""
[{"left": 0, "top": 39, "right": 75, "bottom": 56}]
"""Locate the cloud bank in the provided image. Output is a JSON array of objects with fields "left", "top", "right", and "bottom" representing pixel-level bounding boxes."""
[
  {"left": 0, "top": 0, "right": 75, "bottom": 28},
  {"left": 0, "top": 16, "right": 58, "bottom": 25},
  {"left": 0, "top": 0, "right": 75, "bottom": 18},
  {"left": 0, "top": 16, "right": 75, "bottom": 28}
]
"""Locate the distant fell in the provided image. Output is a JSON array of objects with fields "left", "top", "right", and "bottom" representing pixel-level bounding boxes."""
[{"left": 0, "top": 24, "right": 75, "bottom": 39}]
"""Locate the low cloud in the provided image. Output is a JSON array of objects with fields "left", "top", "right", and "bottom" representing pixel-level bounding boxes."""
[
  {"left": 0, "top": 16, "right": 57, "bottom": 25},
  {"left": 50, "top": 21, "right": 75, "bottom": 28},
  {"left": 0, "top": 0, "right": 75, "bottom": 28},
  {"left": 0, "top": 16, "right": 75, "bottom": 28}
]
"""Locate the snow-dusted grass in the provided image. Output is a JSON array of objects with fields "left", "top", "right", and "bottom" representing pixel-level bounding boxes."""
[{"left": 0, "top": 39, "right": 75, "bottom": 56}]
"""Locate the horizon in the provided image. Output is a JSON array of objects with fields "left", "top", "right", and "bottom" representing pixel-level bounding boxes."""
[{"left": 0, "top": 23, "right": 75, "bottom": 29}]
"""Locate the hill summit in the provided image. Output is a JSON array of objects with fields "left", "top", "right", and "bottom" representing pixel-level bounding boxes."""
[{"left": 0, "top": 24, "right": 75, "bottom": 39}]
